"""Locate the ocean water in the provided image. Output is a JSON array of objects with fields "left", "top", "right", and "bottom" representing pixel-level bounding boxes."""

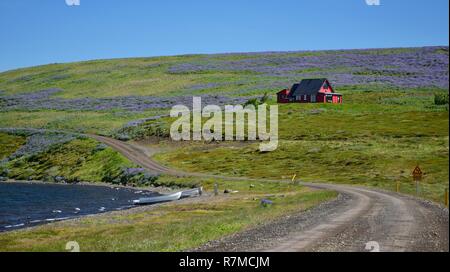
[{"left": 0, "top": 182, "right": 158, "bottom": 231}]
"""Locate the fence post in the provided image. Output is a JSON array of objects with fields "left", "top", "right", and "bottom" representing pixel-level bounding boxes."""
[
  {"left": 396, "top": 181, "right": 400, "bottom": 193},
  {"left": 214, "top": 183, "right": 218, "bottom": 196},
  {"left": 445, "top": 188, "right": 449, "bottom": 208}
]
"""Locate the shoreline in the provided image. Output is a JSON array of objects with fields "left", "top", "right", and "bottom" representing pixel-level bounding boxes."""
[
  {"left": 0, "top": 179, "right": 178, "bottom": 194},
  {"left": 0, "top": 187, "right": 208, "bottom": 235},
  {"left": 0, "top": 179, "right": 205, "bottom": 234}
]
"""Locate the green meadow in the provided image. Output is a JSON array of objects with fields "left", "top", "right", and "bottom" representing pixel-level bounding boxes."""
[
  {"left": 0, "top": 47, "right": 448, "bottom": 251},
  {"left": 0, "top": 133, "right": 25, "bottom": 160},
  {"left": 0, "top": 53, "right": 448, "bottom": 203},
  {"left": 153, "top": 87, "right": 449, "bottom": 203},
  {"left": 0, "top": 50, "right": 448, "bottom": 202},
  {"left": 0, "top": 109, "right": 166, "bottom": 135},
  {"left": 1, "top": 136, "right": 135, "bottom": 183},
  {"left": 0, "top": 55, "right": 273, "bottom": 98},
  {"left": 0, "top": 177, "right": 336, "bottom": 252}
]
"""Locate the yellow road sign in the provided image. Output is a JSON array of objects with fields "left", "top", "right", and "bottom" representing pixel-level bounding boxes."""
[{"left": 412, "top": 166, "right": 422, "bottom": 181}]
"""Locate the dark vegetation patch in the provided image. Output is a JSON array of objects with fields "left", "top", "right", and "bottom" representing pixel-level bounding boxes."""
[{"left": 0, "top": 129, "right": 159, "bottom": 186}]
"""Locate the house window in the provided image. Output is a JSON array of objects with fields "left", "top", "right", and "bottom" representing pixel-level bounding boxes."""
[
  {"left": 311, "top": 95, "right": 316, "bottom": 102},
  {"left": 303, "top": 95, "right": 307, "bottom": 101},
  {"left": 323, "top": 82, "right": 329, "bottom": 89},
  {"left": 326, "top": 94, "right": 333, "bottom": 103}
]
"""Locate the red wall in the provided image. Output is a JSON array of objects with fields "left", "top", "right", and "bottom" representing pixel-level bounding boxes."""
[
  {"left": 277, "top": 90, "right": 290, "bottom": 103},
  {"left": 319, "top": 80, "right": 334, "bottom": 93},
  {"left": 317, "top": 93, "right": 326, "bottom": 103},
  {"left": 276, "top": 94, "right": 342, "bottom": 104},
  {"left": 276, "top": 81, "right": 342, "bottom": 104}
]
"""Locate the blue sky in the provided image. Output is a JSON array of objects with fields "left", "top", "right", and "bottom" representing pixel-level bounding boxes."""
[{"left": 0, "top": 0, "right": 448, "bottom": 72}]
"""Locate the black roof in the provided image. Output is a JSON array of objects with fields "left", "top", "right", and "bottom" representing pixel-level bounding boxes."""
[{"left": 288, "top": 78, "right": 329, "bottom": 97}]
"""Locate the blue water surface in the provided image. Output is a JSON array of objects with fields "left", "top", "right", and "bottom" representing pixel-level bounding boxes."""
[{"left": 0, "top": 182, "right": 157, "bottom": 231}]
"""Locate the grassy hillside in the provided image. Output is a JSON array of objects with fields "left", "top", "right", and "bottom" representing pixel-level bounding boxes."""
[
  {"left": 0, "top": 46, "right": 448, "bottom": 135},
  {"left": 0, "top": 46, "right": 448, "bottom": 251},
  {"left": 0, "top": 133, "right": 25, "bottom": 160},
  {"left": 0, "top": 46, "right": 448, "bottom": 202},
  {"left": 0, "top": 47, "right": 447, "bottom": 98}
]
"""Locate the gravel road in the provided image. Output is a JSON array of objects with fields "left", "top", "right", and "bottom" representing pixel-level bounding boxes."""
[{"left": 92, "top": 136, "right": 449, "bottom": 252}]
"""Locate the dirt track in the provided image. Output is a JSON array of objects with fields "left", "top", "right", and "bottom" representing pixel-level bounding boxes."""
[{"left": 92, "top": 135, "right": 449, "bottom": 252}]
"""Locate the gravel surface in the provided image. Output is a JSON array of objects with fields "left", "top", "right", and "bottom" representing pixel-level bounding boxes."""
[
  {"left": 195, "top": 185, "right": 449, "bottom": 252},
  {"left": 193, "top": 193, "right": 352, "bottom": 252},
  {"left": 93, "top": 136, "right": 450, "bottom": 252}
]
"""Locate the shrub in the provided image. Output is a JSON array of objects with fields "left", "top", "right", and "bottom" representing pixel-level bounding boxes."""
[
  {"left": 260, "top": 93, "right": 269, "bottom": 104},
  {"left": 434, "top": 93, "right": 449, "bottom": 105},
  {"left": 103, "top": 167, "right": 159, "bottom": 186},
  {"left": 113, "top": 120, "right": 170, "bottom": 141},
  {"left": 0, "top": 167, "right": 9, "bottom": 178},
  {"left": 243, "top": 93, "right": 270, "bottom": 108},
  {"left": 243, "top": 98, "right": 259, "bottom": 108},
  {"left": 92, "top": 143, "right": 108, "bottom": 153}
]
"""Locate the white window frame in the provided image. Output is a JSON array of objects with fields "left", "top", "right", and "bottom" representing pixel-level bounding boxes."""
[
  {"left": 303, "top": 95, "right": 307, "bottom": 101},
  {"left": 311, "top": 95, "right": 316, "bottom": 102}
]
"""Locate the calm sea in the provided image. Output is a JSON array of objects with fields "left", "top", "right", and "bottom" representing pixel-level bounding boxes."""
[{"left": 0, "top": 182, "right": 157, "bottom": 231}]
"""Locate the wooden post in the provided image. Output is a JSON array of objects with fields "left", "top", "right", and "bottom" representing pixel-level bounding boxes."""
[
  {"left": 412, "top": 166, "right": 422, "bottom": 197},
  {"left": 445, "top": 188, "right": 449, "bottom": 208},
  {"left": 214, "top": 183, "right": 218, "bottom": 196},
  {"left": 396, "top": 181, "right": 400, "bottom": 193}
]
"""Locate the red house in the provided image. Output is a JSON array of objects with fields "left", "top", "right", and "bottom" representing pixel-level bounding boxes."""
[{"left": 277, "top": 78, "right": 342, "bottom": 104}]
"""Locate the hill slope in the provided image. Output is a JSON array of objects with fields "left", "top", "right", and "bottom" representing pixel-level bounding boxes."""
[
  {"left": 0, "top": 46, "right": 448, "bottom": 99},
  {"left": 0, "top": 46, "right": 448, "bottom": 203}
]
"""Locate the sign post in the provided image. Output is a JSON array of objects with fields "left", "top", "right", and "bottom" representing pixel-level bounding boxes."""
[
  {"left": 291, "top": 174, "right": 297, "bottom": 184},
  {"left": 445, "top": 188, "right": 449, "bottom": 208},
  {"left": 214, "top": 183, "right": 219, "bottom": 196},
  {"left": 412, "top": 166, "right": 423, "bottom": 196}
]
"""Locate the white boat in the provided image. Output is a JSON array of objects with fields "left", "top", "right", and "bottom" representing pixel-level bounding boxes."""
[
  {"left": 133, "top": 191, "right": 182, "bottom": 205},
  {"left": 181, "top": 187, "right": 203, "bottom": 198}
]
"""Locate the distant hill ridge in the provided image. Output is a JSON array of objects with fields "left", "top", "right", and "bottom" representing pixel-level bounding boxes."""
[{"left": 0, "top": 46, "right": 447, "bottom": 100}]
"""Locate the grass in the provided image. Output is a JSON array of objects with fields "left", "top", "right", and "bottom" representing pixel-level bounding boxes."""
[
  {"left": 2, "top": 86, "right": 445, "bottom": 202},
  {"left": 0, "top": 109, "right": 167, "bottom": 135},
  {"left": 0, "top": 133, "right": 26, "bottom": 160},
  {"left": 4, "top": 138, "right": 135, "bottom": 183},
  {"left": 0, "top": 56, "right": 265, "bottom": 98},
  {"left": 155, "top": 138, "right": 448, "bottom": 202},
  {"left": 0, "top": 177, "right": 336, "bottom": 252},
  {"left": 152, "top": 90, "right": 449, "bottom": 204},
  {"left": 0, "top": 47, "right": 434, "bottom": 99},
  {"left": 0, "top": 47, "right": 448, "bottom": 250}
]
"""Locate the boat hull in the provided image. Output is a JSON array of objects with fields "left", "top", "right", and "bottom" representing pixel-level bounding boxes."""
[{"left": 133, "top": 192, "right": 182, "bottom": 205}]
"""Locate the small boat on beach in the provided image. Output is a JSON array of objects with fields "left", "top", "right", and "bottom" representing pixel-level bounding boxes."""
[
  {"left": 181, "top": 187, "right": 203, "bottom": 198},
  {"left": 132, "top": 187, "right": 203, "bottom": 205},
  {"left": 133, "top": 191, "right": 182, "bottom": 205}
]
